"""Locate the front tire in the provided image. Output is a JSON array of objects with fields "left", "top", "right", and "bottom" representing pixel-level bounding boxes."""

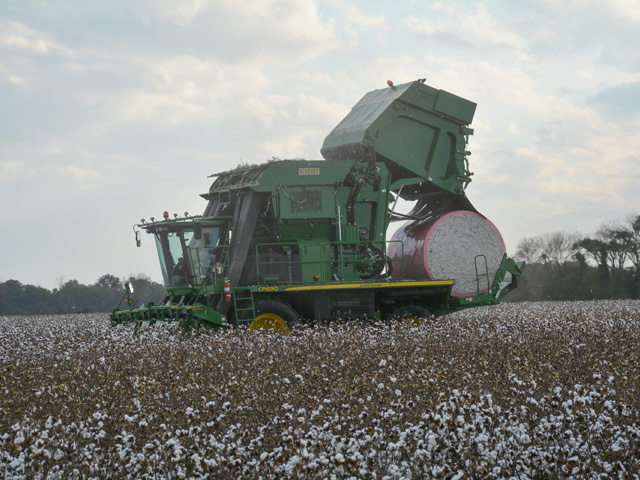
[
  {"left": 250, "top": 298, "right": 300, "bottom": 333},
  {"left": 391, "top": 304, "right": 430, "bottom": 326}
]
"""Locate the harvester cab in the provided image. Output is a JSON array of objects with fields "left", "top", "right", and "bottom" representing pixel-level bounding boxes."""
[{"left": 112, "top": 79, "right": 523, "bottom": 330}]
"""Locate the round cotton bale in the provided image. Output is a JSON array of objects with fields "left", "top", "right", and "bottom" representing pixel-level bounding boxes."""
[{"left": 388, "top": 210, "right": 506, "bottom": 297}]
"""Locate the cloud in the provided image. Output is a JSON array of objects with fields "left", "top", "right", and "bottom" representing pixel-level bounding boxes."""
[
  {"left": 590, "top": 81, "right": 640, "bottom": 116},
  {"left": 56, "top": 165, "right": 101, "bottom": 189},
  {"left": 329, "top": 0, "right": 388, "bottom": 29},
  {"left": 0, "top": 161, "right": 25, "bottom": 181},
  {"left": 133, "top": 0, "right": 343, "bottom": 65},
  {"left": 404, "top": 3, "right": 527, "bottom": 56},
  {"left": 0, "top": 20, "right": 55, "bottom": 53}
]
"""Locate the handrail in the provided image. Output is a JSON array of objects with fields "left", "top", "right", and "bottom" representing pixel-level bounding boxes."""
[{"left": 253, "top": 240, "right": 404, "bottom": 286}]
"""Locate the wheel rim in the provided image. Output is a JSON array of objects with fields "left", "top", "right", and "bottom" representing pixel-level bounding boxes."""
[
  {"left": 250, "top": 313, "right": 289, "bottom": 332},
  {"left": 402, "top": 315, "right": 423, "bottom": 326}
]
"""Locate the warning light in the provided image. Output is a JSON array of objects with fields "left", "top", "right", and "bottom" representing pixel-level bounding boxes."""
[
  {"left": 163, "top": 211, "right": 169, "bottom": 220},
  {"left": 387, "top": 80, "right": 394, "bottom": 87}
]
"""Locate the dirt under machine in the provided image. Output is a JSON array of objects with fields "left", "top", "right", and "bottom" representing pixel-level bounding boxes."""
[{"left": 111, "top": 79, "right": 523, "bottom": 330}]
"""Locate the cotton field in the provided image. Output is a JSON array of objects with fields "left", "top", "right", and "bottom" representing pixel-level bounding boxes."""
[{"left": 1, "top": 301, "right": 639, "bottom": 479}]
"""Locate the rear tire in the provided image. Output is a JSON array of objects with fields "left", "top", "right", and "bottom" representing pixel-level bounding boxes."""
[
  {"left": 250, "top": 298, "right": 300, "bottom": 333},
  {"left": 391, "top": 304, "right": 430, "bottom": 325}
]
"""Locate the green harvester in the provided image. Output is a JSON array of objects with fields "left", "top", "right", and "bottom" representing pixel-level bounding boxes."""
[{"left": 111, "top": 79, "right": 523, "bottom": 331}]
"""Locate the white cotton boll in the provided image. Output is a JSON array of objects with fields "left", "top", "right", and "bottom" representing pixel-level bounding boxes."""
[
  {"left": 379, "top": 359, "right": 387, "bottom": 367},
  {"left": 390, "top": 376, "right": 397, "bottom": 383},
  {"left": 395, "top": 389, "right": 402, "bottom": 397},
  {"left": 283, "top": 378, "right": 290, "bottom": 384}
]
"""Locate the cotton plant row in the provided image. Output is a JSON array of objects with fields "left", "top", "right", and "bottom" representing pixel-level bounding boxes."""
[{"left": 1, "top": 300, "right": 639, "bottom": 479}]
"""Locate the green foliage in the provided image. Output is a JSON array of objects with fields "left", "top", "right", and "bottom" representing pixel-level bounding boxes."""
[
  {"left": 510, "top": 214, "right": 640, "bottom": 302},
  {"left": 0, "top": 274, "right": 164, "bottom": 315}
]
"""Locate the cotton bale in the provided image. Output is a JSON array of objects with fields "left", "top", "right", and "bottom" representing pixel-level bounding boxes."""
[{"left": 388, "top": 210, "right": 505, "bottom": 297}]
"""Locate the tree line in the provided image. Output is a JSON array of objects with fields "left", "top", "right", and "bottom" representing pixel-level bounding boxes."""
[
  {"left": 0, "top": 274, "right": 165, "bottom": 316},
  {"left": 507, "top": 214, "right": 640, "bottom": 302}
]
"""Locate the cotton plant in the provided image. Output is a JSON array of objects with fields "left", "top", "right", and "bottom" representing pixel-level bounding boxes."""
[{"left": 0, "top": 300, "right": 639, "bottom": 478}]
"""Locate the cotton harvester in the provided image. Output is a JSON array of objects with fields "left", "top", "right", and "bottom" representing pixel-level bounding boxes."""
[{"left": 111, "top": 79, "right": 523, "bottom": 330}]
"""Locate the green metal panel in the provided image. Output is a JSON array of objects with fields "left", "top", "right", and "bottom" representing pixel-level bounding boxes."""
[
  {"left": 203, "top": 159, "right": 353, "bottom": 196},
  {"left": 320, "top": 79, "right": 476, "bottom": 194},
  {"left": 299, "top": 243, "right": 331, "bottom": 283},
  {"left": 434, "top": 90, "right": 476, "bottom": 124}
]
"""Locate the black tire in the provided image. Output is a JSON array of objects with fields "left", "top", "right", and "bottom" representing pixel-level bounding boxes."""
[
  {"left": 390, "top": 304, "right": 430, "bottom": 324},
  {"left": 251, "top": 298, "right": 300, "bottom": 332}
]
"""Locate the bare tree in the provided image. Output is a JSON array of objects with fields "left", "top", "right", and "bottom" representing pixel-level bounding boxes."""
[
  {"left": 515, "top": 236, "right": 542, "bottom": 264},
  {"left": 540, "top": 231, "right": 580, "bottom": 266}
]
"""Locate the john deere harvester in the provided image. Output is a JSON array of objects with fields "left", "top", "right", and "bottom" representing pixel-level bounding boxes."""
[{"left": 111, "top": 79, "right": 523, "bottom": 330}]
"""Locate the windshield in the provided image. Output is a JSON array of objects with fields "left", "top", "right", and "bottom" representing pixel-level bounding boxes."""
[{"left": 154, "top": 225, "right": 220, "bottom": 287}]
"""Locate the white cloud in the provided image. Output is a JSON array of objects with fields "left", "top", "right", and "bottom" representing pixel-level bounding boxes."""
[
  {"left": 135, "top": 0, "right": 342, "bottom": 64},
  {"left": 104, "top": 55, "right": 268, "bottom": 124},
  {"left": 0, "top": 161, "right": 25, "bottom": 180},
  {"left": 404, "top": 2, "right": 527, "bottom": 55},
  {"left": 56, "top": 165, "right": 101, "bottom": 189},
  {"left": 0, "top": 21, "right": 53, "bottom": 53},
  {"left": 329, "top": 0, "right": 388, "bottom": 29}
]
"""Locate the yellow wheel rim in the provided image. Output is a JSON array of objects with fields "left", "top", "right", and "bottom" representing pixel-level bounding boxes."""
[
  {"left": 250, "top": 313, "right": 289, "bottom": 333},
  {"left": 403, "top": 316, "right": 423, "bottom": 326}
]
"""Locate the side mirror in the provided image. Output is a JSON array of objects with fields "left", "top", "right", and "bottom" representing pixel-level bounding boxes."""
[
  {"left": 126, "top": 281, "right": 134, "bottom": 294},
  {"left": 135, "top": 231, "right": 141, "bottom": 247}
]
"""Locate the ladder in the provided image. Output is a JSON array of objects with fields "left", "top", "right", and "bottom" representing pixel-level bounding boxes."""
[
  {"left": 474, "top": 255, "right": 490, "bottom": 294},
  {"left": 232, "top": 288, "right": 256, "bottom": 327}
]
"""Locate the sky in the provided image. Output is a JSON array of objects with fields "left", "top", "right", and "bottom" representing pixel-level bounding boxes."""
[{"left": 2, "top": 0, "right": 640, "bottom": 290}]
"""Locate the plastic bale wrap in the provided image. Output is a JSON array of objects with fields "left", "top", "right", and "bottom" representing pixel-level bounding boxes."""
[{"left": 388, "top": 210, "right": 505, "bottom": 297}]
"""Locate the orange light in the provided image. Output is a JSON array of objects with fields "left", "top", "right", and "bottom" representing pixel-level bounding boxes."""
[
  {"left": 163, "top": 211, "right": 169, "bottom": 219},
  {"left": 387, "top": 80, "right": 394, "bottom": 87}
]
